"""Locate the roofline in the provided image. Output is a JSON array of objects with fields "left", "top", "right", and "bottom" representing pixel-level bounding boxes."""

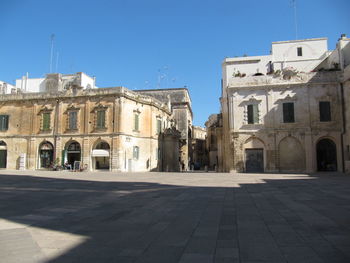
[
  {"left": 134, "top": 87, "right": 192, "bottom": 105},
  {"left": 272, "top": 37, "right": 328, "bottom": 45}
]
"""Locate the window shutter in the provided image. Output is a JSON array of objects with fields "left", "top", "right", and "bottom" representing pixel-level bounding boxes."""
[
  {"left": 97, "top": 110, "right": 105, "bottom": 128},
  {"left": 157, "top": 119, "right": 161, "bottom": 133},
  {"left": 253, "top": 104, "right": 259, "bottom": 124},
  {"left": 319, "top": 101, "right": 331, "bottom": 122},
  {"left": 0, "top": 115, "right": 9, "bottom": 130},
  {"left": 43, "top": 113, "right": 50, "bottom": 130},
  {"left": 247, "top": 105, "right": 253, "bottom": 124},
  {"left": 69, "top": 111, "right": 77, "bottom": 129},
  {"left": 134, "top": 114, "right": 139, "bottom": 131},
  {"left": 283, "top": 103, "right": 295, "bottom": 123}
]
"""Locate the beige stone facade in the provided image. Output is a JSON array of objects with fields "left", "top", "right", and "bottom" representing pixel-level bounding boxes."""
[
  {"left": 219, "top": 36, "right": 350, "bottom": 173},
  {"left": 0, "top": 86, "right": 181, "bottom": 172}
]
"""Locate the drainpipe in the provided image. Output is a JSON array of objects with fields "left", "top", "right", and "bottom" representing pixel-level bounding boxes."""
[{"left": 340, "top": 83, "right": 346, "bottom": 172}]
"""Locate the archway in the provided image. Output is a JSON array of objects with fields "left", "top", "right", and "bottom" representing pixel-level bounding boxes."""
[
  {"left": 39, "top": 141, "right": 54, "bottom": 168},
  {"left": 279, "top": 136, "right": 305, "bottom": 172},
  {"left": 92, "top": 141, "right": 110, "bottom": 170},
  {"left": 65, "top": 141, "right": 81, "bottom": 168},
  {"left": 317, "top": 138, "right": 337, "bottom": 171},
  {"left": 0, "top": 141, "right": 7, "bottom": 168}
]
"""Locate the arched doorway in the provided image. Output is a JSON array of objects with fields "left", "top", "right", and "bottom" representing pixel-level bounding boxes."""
[
  {"left": 279, "top": 137, "right": 305, "bottom": 172},
  {"left": 0, "top": 141, "right": 7, "bottom": 168},
  {"left": 39, "top": 141, "right": 54, "bottom": 168},
  {"left": 317, "top": 138, "right": 337, "bottom": 171},
  {"left": 92, "top": 141, "right": 110, "bottom": 170},
  {"left": 244, "top": 137, "right": 265, "bottom": 173},
  {"left": 65, "top": 141, "right": 81, "bottom": 167}
]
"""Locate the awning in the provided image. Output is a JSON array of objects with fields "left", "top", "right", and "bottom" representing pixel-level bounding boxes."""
[{"left": 91, "top": 149, "right": 110, "bottom": 157}]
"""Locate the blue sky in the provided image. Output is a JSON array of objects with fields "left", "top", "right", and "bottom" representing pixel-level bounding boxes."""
[{"left": 0, "top": 0, "right": 349, "bottom": 126}]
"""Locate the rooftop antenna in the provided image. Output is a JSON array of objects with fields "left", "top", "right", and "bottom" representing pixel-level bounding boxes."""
[
  {"left": 291, "top": 0, "right": 298, "bottom": 39},
  {"left": 49, "top": 34, "right": 55, "bottom": 73}
]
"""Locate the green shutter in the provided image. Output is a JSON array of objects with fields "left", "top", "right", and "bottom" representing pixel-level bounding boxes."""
[
  {"left": 43, "top": 113, "right": 50, "bottom": 130},
  {"left": 97, "top": 110, "right": 105, "bottom": 128},
  {"left": 253, "top": 104, "right": 259, "bottom": 124},
  {"left": 134, "top": 114, "right": 139, "bottom": 131},
  {"left": 157, "top": 119, "right": 161, "bottom": 133},
  {"left": 0, "top": 115, "right": 9, "bottom": 131},
  {"left": 283, "top": 103, "right": 295, "bottom": 123},
  {"left": 319, "top": 101, "right": 331, "bottom": 122},
  {"left": 69, "top": 111, "right": 77, "bottom": 129}
]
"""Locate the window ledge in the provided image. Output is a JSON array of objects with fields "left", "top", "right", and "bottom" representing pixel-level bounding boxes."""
[{"left": 40, "top": 129, "right": 52, "bottom": 133}]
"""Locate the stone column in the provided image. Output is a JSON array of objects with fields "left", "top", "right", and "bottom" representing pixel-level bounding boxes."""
[{"left": 305, "top": 131, "right": 314, "bottom": 173}]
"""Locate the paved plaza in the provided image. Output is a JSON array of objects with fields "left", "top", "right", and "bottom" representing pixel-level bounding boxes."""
[{"left": 0, "top": 170, "right": 350, "bottom": 263}]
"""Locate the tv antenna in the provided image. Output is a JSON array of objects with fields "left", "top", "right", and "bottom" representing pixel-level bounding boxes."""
[
  {"left": 49, "top": 34, "right": 55, "bottom": 73},
  {"left": 291, "top": 0, "right": 298, "bottom": 39}
]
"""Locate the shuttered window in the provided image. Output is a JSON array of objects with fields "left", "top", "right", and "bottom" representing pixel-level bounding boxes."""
[
  {"left": 319, "top": 101, "right": 331, "bottom": 122},
  {"left": 68, "top": 111, "right": 77, "bottom": 129},
  {"left": 0, "top": 115, "right": 9, "bottom": 131},
  {"left": 134, "top": 114, "right": 139, "bottom": 131},
  {"left": 157, "top": 119, "right": 162, "bottom": 134},
  {"left": 247, "top": 104, "right": 259, "bottom": 124},
  {"left": 42, "top": 113, "right": 51, "bottom": 130},
  {"left": 283, "top": 102, "right": 295, "bottom": 123},
  {"left": 96, "top": 110, "right": 105, "bottom": 129}
]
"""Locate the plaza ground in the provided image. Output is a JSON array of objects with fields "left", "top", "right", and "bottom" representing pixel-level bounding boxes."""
[{"left": 0, "top": 170, "right": 350, "bottom": 263}]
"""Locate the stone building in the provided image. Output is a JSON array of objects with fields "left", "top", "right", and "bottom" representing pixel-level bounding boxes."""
[
  {"left": 221, "top": 35, "right": 350, "bottom": 173},
  {"left": 205, "top": 114, "right": 223, "bottom": 171},
  {"left": 188, "top": 126, "right": 207, "bottom": 170},
  {"left": 0, "top": 82, "right": 181, "bottom": 172},
  {"left": 134, "top": 88, "right": 193, "bottom": 170}
]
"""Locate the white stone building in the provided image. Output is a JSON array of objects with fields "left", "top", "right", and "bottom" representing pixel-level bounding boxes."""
[
  {"left": 221, "top": 35, "right": 350, "bottom": 173},
  {"left": 15, "top": 72, "right": 96, "bottom": 93},
  {"left": 0, "top": 81, "right": 15, "bottom": 94}
]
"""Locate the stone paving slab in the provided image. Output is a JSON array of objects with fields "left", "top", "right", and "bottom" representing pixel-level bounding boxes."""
[{"left": 0, "top": 170, "right": 350, "bottom": 262}]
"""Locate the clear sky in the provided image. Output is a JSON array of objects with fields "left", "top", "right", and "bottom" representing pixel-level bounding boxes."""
[{"left": 0, "top": 0, "right": 349, "bottom": 126}]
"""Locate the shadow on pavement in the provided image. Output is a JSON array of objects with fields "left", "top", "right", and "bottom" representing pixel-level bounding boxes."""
[{"left": 0, "top": 173, "right": 350, "bottom": 263}]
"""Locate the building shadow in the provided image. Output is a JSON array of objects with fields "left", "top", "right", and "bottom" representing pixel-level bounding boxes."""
[{"left": 1, "top": 173, "right": 350, "bottom": 262}]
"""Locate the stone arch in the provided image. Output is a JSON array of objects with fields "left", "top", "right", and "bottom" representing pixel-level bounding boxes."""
[
  {"left": 243, "top": 137, "right": 265, "bottom": 173},
  {"left": 38, "top": 141, "right": 54, "bottom": 169},
  {"left": 91, "top": 139, "right": 110, "bottom": 170},
  {"left": 64, "top": 140, "right": 81, "bottom": 168},
  {"left": 0, "top": 140, "right": 7, "bottom": 168},
  {"left": 316, "top": 137, "right": 337, "bottom": 171},
  {"left": 278, "top": 136, "right": 305, "bottom": 172}
]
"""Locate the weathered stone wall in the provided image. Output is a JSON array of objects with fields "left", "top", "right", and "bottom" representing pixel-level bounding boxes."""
[{"left": 0, "top": 87, "right": 176, "bottom": 172}]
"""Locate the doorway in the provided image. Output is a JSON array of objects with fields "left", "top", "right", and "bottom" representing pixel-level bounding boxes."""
[
  {"left": 39, "top": 141, "right": 54, "bottom": 168},
  {"left": 317, "top": 139, "right": 337, "bottom": 171},
  {"left": 0, "top": 141, "right": 7, "bottom": 168},
  {"left": 245, "top": 148, "right": 264, "bottom": 173},
  {"left": 92, "top": 141, "right": 110, "bottom": 170},
  {"left": 66, "top": 141, "right": 81, "bottom": 167}
]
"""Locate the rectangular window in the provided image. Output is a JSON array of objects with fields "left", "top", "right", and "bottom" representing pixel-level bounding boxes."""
[
  {"left": 42, "top": 113, "right": 51, "bottom": 130},
  {"left": 319, "top": 101, "right": 331, "bottom": 122},
  {"left": 157, "top": 119, "right": 162, "bottom": 134},
  {"left": 247, "top": 104, "right": 259, "bottom": 124},
  {"left": 0, "top": 115, "right": 9, "bottom": 131},
  {"left": 283, "top": 102, "right": 295, "bottom": 123},
  {"left": 133, "top": 146, "right": 139, "bottom": 160},
  {"left": 68, "top": 111, "right": 77, "bottom": 130},
  {"left": 134, "top": 114, "right": 139, "bottom": 131},
  {"left": 297, "top": 47, "right": 303, "bottom": 56},
  {"left": 96, "top": 110, "right": 105, "bottom": 129}
]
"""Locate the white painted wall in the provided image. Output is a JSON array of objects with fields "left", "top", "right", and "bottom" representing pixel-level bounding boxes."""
[
  {"left": 15, "top": 72, "right": 96, "bottom": 93},
  {"left": 0, "top": 81, "right": 15, "bottom": 94}
]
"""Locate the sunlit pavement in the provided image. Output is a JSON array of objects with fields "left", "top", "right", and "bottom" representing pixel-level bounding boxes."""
[{"left": 0, "top": 170, "right": 350, "bottom": 263}]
